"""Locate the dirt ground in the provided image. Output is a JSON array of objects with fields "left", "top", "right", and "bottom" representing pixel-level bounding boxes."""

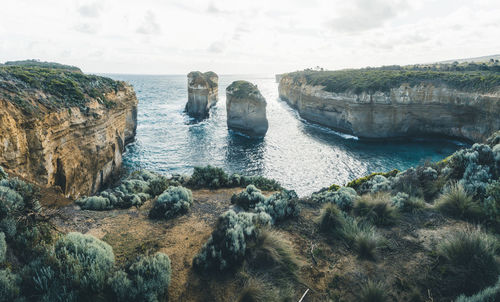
[{"left": 47, "top": 188, "right": 471, "bottom": 302}]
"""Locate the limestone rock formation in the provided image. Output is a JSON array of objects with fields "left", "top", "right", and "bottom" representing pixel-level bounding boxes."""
[
  {"left": 0, "top": 64, "right": 138, "bottom": 198},
  {"left": 279, "top": 74, "right": 500, "bottom": 142},
  {"left": 226, "top": 81, "right": 269, "bottom": 137},
  {"left": 186, "top": 71, "right": 218, "bottom": 118}
]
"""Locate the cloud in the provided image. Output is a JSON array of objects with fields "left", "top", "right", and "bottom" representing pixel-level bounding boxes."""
[
  {"left": 327, "top": 0, "right": 410, "bottom": 33},
  {"left": 74, "top": 23, "right": 99, "bottom": 34},
  {"left": 77, "top": 2, "right": 102, "bottom": 18},
  {"left": 207, "top": 41, "right": 225, "bottom": 53},
  {"left": 207, "top": 2, "right": 221, "bottom": 14},
  {"left": 136, "top": 11, "right": 161, "bottom": 35}
]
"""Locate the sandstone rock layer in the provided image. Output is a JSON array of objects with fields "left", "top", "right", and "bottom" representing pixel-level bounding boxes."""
[
  {"left": 279, "top": 74, "right": 500, "bottom": 142},
  {"left": 0, "top": 81, "right": 138, "bottom": 198},
  {"left": 226, "top": 81, "right": 268, "bottom": 137}
]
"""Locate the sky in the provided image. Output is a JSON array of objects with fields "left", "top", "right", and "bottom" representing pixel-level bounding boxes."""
[{"left": 0, "top": 0, "right": 499, "bottom": 75}]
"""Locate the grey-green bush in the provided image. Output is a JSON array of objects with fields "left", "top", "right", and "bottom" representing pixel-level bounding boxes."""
[
  {"left": 312, "top": 187, "right": 357, "bottom": 211},
  {"left": 231, "top": 185, "right": 266, "bottom": 210},
  {"left": 188, "top": 165, "right": 229, "bottom": 189},
  {"left": 391, "top": 192, "right": 426, "bottom": 213},
  {"left": 149, "top": 186, "right": 193, "bottom": 219},
  {"left": 188, "top": 165, "right": 282, "bottom": 191},
  {"left": 0, "top": 232, "right": 5, "bottom": 263},
  {"left": 54, "top": 232, "right": 115, "bottom": 292},
  {"left": 27, "top": 232, "right": 115, "bottom": 301},
  {"left": 193, "top": 210, "right": 271, "bottom": 273},
  {"left": 76, "top": 170, "right": 169, "bottom": 211},
  {"left": 148, "top": 175, "right": 169, "bottom": 196},
  {"left": 0, "top": 269, "right": 21, "bottom": 302},
  {"left": 0, "top": 167, "right": 7, "bottom": 181},
  {"left": 110, "top": 252, "right": 171, "bottom": 302},
  {"left": 254, "top": 189, "right": 300, "bottom": 223}
]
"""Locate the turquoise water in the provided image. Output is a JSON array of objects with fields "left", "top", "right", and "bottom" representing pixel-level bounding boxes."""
[{"left": 105, "top": 74, "right": 463, "bottom": 196}]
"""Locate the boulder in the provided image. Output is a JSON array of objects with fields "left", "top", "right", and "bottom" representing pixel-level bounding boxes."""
[
  {"left": 226, "top": 81, "right": 269, "bottom": 137},
  {"left": 186, "top": 71, "right": 218, "bottom": 118}
]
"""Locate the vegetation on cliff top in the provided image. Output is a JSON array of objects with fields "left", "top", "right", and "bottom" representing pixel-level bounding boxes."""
[
  {"left": 0, "top": 62, "right": 125, "bottom": 114},
  {"left": 226, "top": 80, "right": 264, "bottom": 99},
  {"left": 285, "top": 61, "right": 500, "bottom": 94},
  {"left": 4, "top": 60, "right": 82, "bottom": 72},
  {"left": 188, "top": 71, "right": 218, "bottom": 88}
]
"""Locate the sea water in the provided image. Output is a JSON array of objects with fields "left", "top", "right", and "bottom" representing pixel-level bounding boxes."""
[{"left": 105, "top": 74, "right": 463, "bottom": 196}]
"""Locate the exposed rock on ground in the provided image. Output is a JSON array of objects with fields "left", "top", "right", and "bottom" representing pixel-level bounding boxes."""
[
  {"left": 186, "top": 71, "right": 218, "bottom": 119},
  {"left": 226, "top": 80, "right": 269, "bottom": 137}
]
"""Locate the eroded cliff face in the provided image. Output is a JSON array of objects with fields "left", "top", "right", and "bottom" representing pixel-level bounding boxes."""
[
  {"left": 279, "top": 75, "right": 500, "bottom": 142},
  {"left": 0, "top": 85, "right": 138, "bottom": 198},
  {"left": 186, "top": 71, "right": 218, "bottom": 119}
]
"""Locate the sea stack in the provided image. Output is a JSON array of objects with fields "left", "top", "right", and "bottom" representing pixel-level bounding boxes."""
[
  {"left": 186, "top": 71, "right": 218, "bottom": 119},
  {"left": 226, "top": 80, "right": 269, "bottom": 137}
]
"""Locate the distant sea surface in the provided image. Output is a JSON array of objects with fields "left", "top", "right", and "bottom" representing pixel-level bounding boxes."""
[{"left": 105, "top": 74, "right": 463, "bottom": 196}]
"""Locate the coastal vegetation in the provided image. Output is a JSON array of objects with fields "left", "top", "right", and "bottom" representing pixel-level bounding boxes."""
[
  {"left": 0, "top": 172, "right": 172, "bottom": 301},
  {"left": 286, "top": 61, "right": 500, "bottom": 94},
  {"left": 0, "top": 61, "right": 125, "bottom": 113}
]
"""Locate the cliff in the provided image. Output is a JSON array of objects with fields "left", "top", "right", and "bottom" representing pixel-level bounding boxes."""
[
  {"left": 226, "top": 80, "right": 269, "bottom": 137},
  {"left": 0, "top": 64, "right": 138, "bottom": 198},
  {"left": 279, "top": 68, "right": 500, "bottom": 142},
  {"left": 186, "top": 71, "right": 218, "bottom": 118}
]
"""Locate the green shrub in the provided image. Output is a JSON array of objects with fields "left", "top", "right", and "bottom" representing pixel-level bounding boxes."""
[
  {"left": 148, "top": 176, "right": 169, "bottom": 196},
  {"left": 76, "top": 196, "right": 111, "bottom": 210},
  {"left": 436, "top": 229, "right": 499, "bottom": 297},
  {"left": 435, "top": 183, "right": 482, "bottom": 220},
  {"left": 187, "top": 166, "right": 282, "bottom": 191},
  {"left": 353, "top": 193, "right": 398, "bottom": 226},
  {"left": 318, "top": 203, "right": 345, "bottom": 236},
  {"left": 359, "top": 280, "right": 388, "bottom": 302},
  {"left": 254, "top": 190, "right": 300, "bottom": 223},
  {"left": 149, "top": 186, "right": 193, "bottom": 219},
  {"left": 110, "top": 252, "right": 171, "bottom": 302},
  {"left": 0, "top": 269, "right": 21, "bottom": 302},
  {"left": 456, "top": 276, "right": 500, "bottom": 302},
  {"left": 312, "top": 186, "right": 357, "bottom": 211},
  {"left": 231, "top": 185, "right": 266, "bottom": 210},
  {"left": 240, "top": 176, "right": 282, "bottom": 191},
  {"left": 188, "top": 165, "right": 229, "bottom": 189},
  {"left": 346, "top": 170, "right": 398, "bottom": 192},
  {"left": 0, "top": 167, "right": 7, "bottom": 180},
  {"left": 391, "top": 192, "right": 426, "bottom": 213},
  {"left": 0, "top": 232, "right": 5, "bottom": 263},
  {"left": 193, "top": 210, "right": 271, "bottom": 273},
  {"left": 483, "top": 180, "right": 500, "bottom": 223}
]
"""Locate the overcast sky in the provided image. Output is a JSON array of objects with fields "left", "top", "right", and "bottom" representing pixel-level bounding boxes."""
[{"left": 1, "top": 0, "right": 499, "bottom": 74}]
